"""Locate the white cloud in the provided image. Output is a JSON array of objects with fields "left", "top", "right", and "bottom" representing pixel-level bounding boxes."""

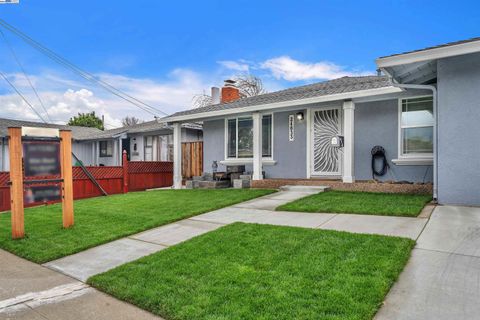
[
  {"left": 261, "top": 56, "right": 372, "bottom": 81},
  {"left": 0, "top": 69, "right": 209, "bottom": 128},
  {"left": 0, "top": 56, "right": 372, "bottom": 129},
  {"left": 217, "top": 60, "right": 250, "bottom": 72}
]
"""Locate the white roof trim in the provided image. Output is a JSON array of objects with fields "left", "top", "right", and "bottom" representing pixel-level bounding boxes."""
[
  {"left": 376, "top": 39, "right": 480, "bottom": 68},
  {"left": 164, "top": 86, "right": 402, "bottom": 122}
]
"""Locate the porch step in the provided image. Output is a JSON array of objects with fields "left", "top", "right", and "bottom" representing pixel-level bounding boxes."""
[
  {"left": 197, "top": 180, "right": 230, "bottom": 189},
  {"left": 279, "top": 185, "right": 330, "bottom": 192},
  {"left": 233, "top": 179, "right": 251, "bottom": 189}
]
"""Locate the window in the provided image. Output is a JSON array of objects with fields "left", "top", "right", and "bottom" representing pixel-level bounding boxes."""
[
  {"left": 99, "top": 140, "right": 113, "bottom": 157},
  {"left": 144, "top": 136, "right": 154, "bottom": 161},
  {"left": 226, "top": 115, "right": 272, "bottom": 159},
  {"left": 158, "top": 134, "right": 173, "bottom": 161},
  {"left": 400, "top": 97, "right": 434, "bottom": 156}
]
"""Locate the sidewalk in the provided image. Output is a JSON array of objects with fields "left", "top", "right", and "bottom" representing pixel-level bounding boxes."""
[
  {"left": 45, "top": 187, "right": 428, "bottom": 281},
  {"left": 0, "top": 250, "right": 161, "bottom": 320}
]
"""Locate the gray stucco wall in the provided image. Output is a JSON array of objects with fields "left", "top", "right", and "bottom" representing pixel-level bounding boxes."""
[
  {"left": 355, "top": 100, "right": 433, "bottom": 182},
  {"left": 268, "top": 110, "right": 307, "bottom": 178},
  {"left": 202, "top": 111, "right": 307, "bottom": 178},
  {"left": 437, "top": 53, "right": 480, "bottom": 205},
  {"left": 202, "top": 102, "right": 433, "bottom": 183},
  {"left": 203, "top": 119, "right": 227, "bottom": 173}
]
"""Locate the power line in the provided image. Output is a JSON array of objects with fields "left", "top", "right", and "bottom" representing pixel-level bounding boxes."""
[
  {"left": 0, "top": 28, "right": 52, "bottom": 122},
  {"left": 0, "top": 18, "right": 169, "bottom": 117},
  {"left": 0, "top": 69, "right": 47, "bottom": 123}
]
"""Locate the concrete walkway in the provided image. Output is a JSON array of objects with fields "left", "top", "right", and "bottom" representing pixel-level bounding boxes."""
[
  {"left": 4, "top": 187, "right": 480, "bottom": 319},
  {"left": 375, "top": 205, "right": 480, "bottom": 320},
  {"left": 45, "top": 187, "right": 428, "bottom": 281},
  {"left": 0, "top": 250, "right": 162, "bottom": 320}
]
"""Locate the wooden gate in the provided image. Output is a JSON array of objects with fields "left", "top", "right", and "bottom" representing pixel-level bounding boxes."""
[{"left": 182, "top": 141, "right": 203, "bottom": 179}]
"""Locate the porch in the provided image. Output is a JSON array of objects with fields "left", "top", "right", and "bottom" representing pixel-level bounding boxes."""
[{"left": 171, "top": 95, "right": 434, "bottom": 190}]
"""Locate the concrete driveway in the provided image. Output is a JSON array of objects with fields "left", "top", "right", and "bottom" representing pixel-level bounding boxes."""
[
  {"left": 375, "top": 205, "right": 480, "bottom": 320},
  {"left": 0, "top": 250, "right": 162, "bottom": 320}
]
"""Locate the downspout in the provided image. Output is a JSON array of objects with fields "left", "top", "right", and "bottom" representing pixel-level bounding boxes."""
[{"left": 383, "top": 74, "right": 438, "bottom": 201}]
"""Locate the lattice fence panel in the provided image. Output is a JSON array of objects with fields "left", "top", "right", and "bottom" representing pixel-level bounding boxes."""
[{"left": 128, "top": 161, "right": 173, "bottom": 173}]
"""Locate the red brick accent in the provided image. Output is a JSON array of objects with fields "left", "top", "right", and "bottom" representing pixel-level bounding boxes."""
[
  {"left": 251, "top": 179, "right": 432, "bottom": 195},
  {"left": 221, "top": 86, "right": 240, "bottom": 103}
]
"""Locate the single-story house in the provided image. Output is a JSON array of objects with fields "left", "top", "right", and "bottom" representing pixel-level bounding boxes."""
[
  {"left": 0, "top": 118, "right": 101, "bottom": 171},
  {"left": 75, "top": 120, "right": 202, "bottom": 166},
  {"left": 163, "top": 37, "right": 480, "bottom": 206},
  {"left": 0, "top": 118, "right": 202, "bottom": 170}
]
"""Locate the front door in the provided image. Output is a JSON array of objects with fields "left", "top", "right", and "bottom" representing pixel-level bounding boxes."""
[
  {"left": 311, "top": 108, "right": 342, "bottom": 176},
  {"left": 122, "top": 138, "right": 130, "bottom": 161}
]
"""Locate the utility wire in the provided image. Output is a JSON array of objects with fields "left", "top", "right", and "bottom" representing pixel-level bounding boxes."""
[
  {"left": 0, "top": 18, "right": 168, "bottom": 116},
  {"left": 0, "top": 69, "right": 47, "bottom": 123},
  {"left": 0, "top": 18, "right": 162, "bottom": 116},
  {"left": 0, "top": 28, "right": 52, "bottom": 121}
]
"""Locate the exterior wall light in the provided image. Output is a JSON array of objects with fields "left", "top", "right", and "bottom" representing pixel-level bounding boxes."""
[{"left": 296, "top": 112, "right": 304, "bottom": 121}]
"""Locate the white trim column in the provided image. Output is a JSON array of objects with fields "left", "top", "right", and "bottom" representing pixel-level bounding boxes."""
[
  {"left": 173, "top": 122, "right": 182, "bottom": 189},
  {"left": 342, "top": 100, "right": 355, "bottom": 183},
  {"left": 252, "top": 112, "right": 263, "bottom": 180},
  {"left": 118, "top": 137, "right": 122, "bottom": 166}
]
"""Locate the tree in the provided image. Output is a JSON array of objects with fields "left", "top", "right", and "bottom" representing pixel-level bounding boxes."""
[
  {"left": 192, "top": 93, "right": 213, "bottom": 109},
  {"left": 68, "top": 111, "right": 104, "bottom": 130},
  {"left": 235, "top": 74, "right": 266, "bottom": 98},
  {"left": 122, "top": 116, "right": 142, "bottom": 127},
  {"left": 192, "top": 74, "right": 266, "bottom": 108}
]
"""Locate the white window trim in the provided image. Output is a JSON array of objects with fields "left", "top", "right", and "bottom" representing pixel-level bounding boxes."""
[
  {"left": 99, "top": 140, "right": 113, "bottom": 158},
  {"left": 396, "top": 96, "right": 434, "bottom": 164},
  {"left": 224, "top": 113, "right": 274, "bottom": 162}
]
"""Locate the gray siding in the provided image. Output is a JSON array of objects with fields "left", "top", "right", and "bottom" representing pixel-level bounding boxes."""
[
  {"left": 72, "top": 142, "right": 95, "bottom": 166},
  {"left": 355, "top": 100, "right": 433, "bottom": 182},
  {"left": 437, "top": 53, "right": 480, "bottom": 205}
]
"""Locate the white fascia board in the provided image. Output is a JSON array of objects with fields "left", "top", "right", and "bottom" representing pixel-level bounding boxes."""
[
  {"left": 163, "top": 86, "right": 402, "bottom": 123},
  {"left": 376, "top": 40, "right": 480, "bottom": 68}
]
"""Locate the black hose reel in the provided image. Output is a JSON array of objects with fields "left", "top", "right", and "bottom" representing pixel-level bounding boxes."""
[{"left": 371, "top": 146, "right": 389, "bottom": 179}]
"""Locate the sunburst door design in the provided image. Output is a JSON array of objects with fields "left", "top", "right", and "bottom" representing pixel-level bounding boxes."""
[{"left": 312, "top": 108, "right": 342, "bottom": 175}]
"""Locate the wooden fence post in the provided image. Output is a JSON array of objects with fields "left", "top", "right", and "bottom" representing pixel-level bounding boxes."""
[
  {"left": 8, "top": 127, "right": 24, "bottom": 239},
  {"left": 122, "top": 150, "right": 128, "bottom": 193},
  {"left": 60, "top": 130, "right": 74, "bottom": 228}
]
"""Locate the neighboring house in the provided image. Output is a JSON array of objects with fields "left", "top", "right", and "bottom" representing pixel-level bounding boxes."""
[
  {"left": 0, "top": 118, "right": 203, "bottom": 170},
  {"left": 163, "top": 37, "right": 480, "bottom": 206},
  {"left": 78, "top": 120, "right": 202, "bottom": 166},
  {"left": 0, "top": 118, "right": 101, "bottom": 171}
]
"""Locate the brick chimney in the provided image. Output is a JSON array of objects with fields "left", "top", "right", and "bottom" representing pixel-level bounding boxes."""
[{"left": 221, "top": 79, "right": 240, "bottom": 103}]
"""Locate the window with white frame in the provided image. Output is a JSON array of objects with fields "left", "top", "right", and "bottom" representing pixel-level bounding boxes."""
[
  {"left": 158, "top": 134, "right": 173, "bottom": 161},
  {"left": 144, "top": 136, "right": 154, "bottom": 161},
  {"left": 226, "top": 115, "right": 272, "bottom": 159},
  {"left": 99, "top": 140, "right": 113, "bottom": 157},
  {"left": 400, "top": 97, "right": 434, "bottom": 157}
]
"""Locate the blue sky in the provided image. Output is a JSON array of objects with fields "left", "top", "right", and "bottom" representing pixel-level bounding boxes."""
[{"left": 0, "top": 0, "right": 478, "bottom": 127}]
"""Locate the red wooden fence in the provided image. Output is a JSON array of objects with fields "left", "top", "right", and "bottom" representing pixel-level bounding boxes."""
[
  {"left": 128, "top": 161, "right": 173, "bottom": 191},
  {"left": 0, "top": 160, "right": 173, "bottom": 212}
]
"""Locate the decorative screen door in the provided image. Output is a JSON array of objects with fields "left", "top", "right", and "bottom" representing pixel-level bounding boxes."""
[{"left": 311, "top": 108, "right": 342, "bottom": 175}]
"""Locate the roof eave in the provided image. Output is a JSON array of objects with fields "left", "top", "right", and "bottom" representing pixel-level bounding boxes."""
[
  {"left": 376, "top": 40, "right": 480, "bottom": 68},
  {"left": 162, "top": 86, "right": 402, "bottom": 123}
]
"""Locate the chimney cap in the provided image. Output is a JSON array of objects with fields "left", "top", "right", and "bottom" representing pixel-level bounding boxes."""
[{"left": 224, "top": 79, "right": 236, "bottom": 87}]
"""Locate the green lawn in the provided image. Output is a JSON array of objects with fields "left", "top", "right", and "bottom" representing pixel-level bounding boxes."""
[
  {"left": 0, "top": 189, "right": 274, "bottom": 263},
  {"left": 277, "top": 190, "right": 432, "bottom": 217},
  {"left": 88, "top": 223, "right": 414, "bottom": 320}
]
